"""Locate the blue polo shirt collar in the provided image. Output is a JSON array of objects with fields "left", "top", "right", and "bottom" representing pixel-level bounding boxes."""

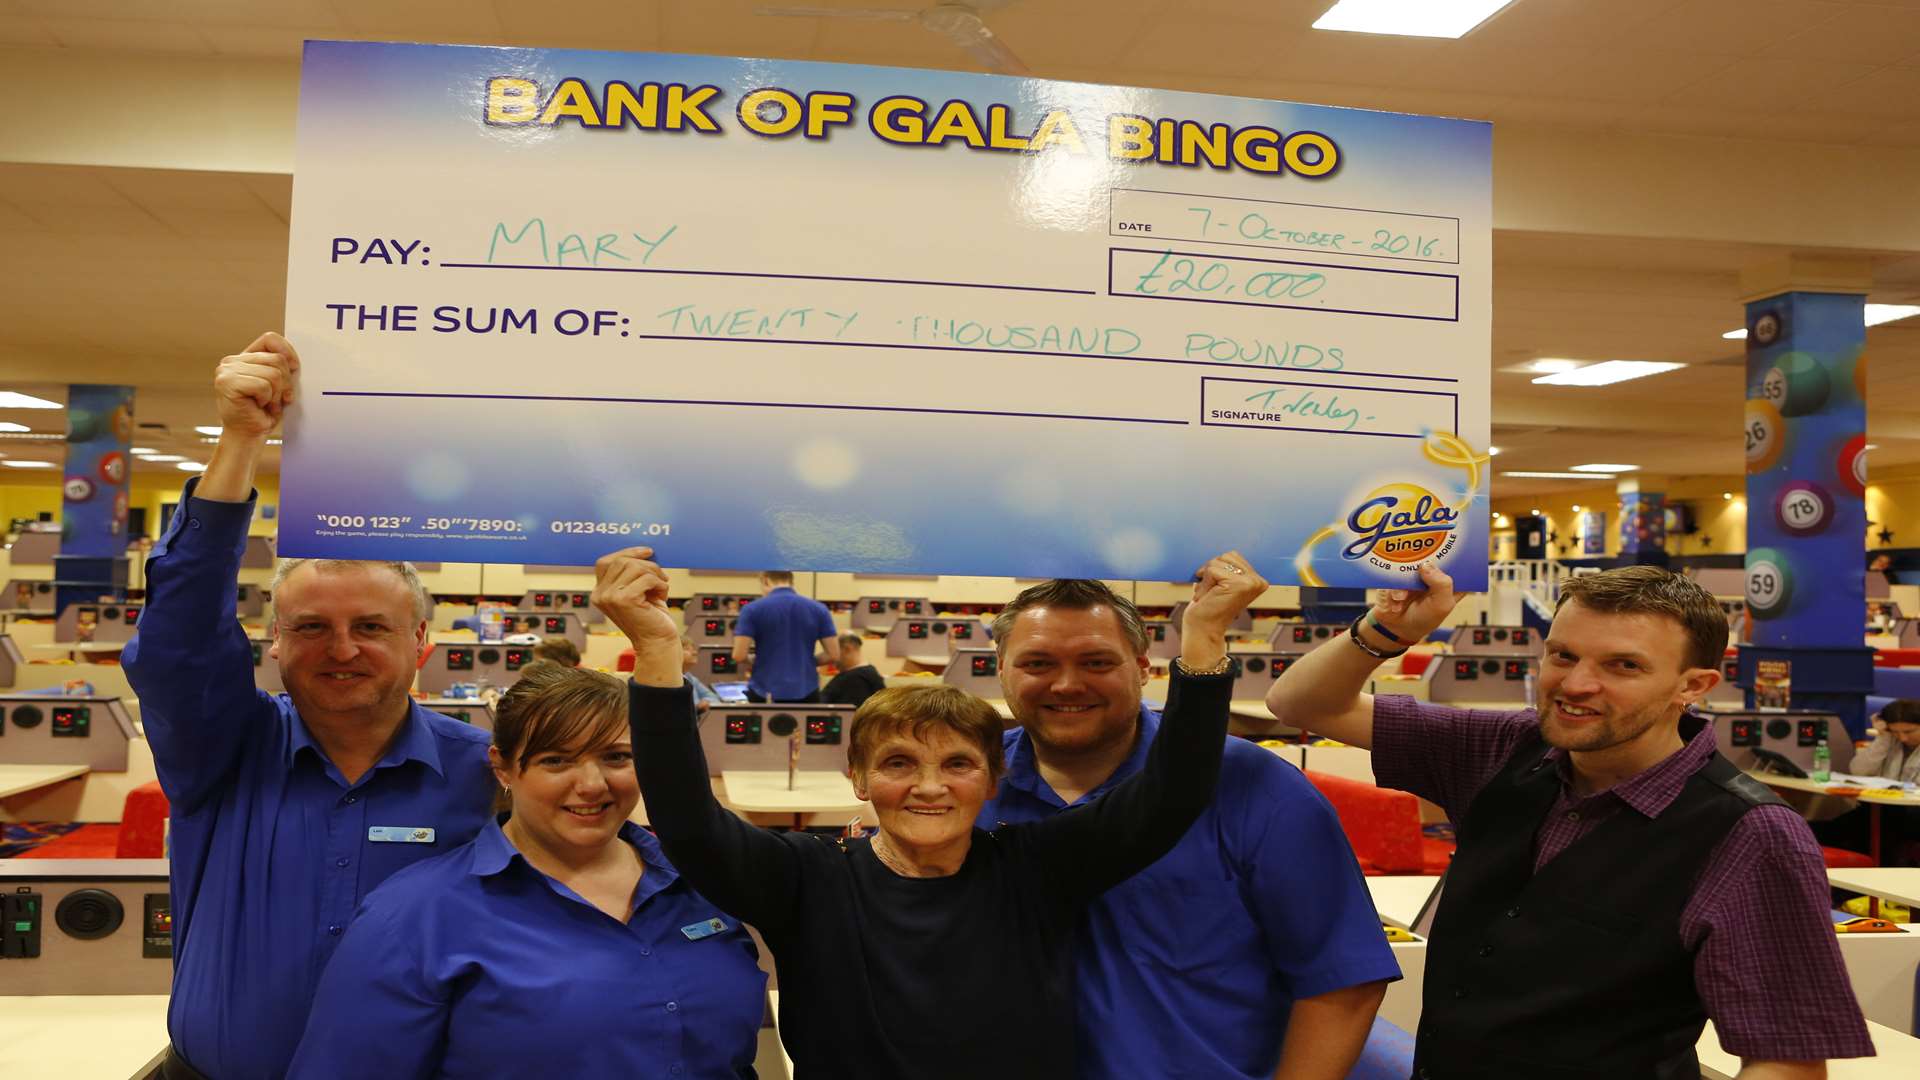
[
  {"left": 287, "top": 700, "right": 448, "bottom": 780},
  {"left": 468, "top": 816, "right": 682, "bottom": 909},
  {"left": 1002, "top": 703, "right": 1156, "bottom": 809}
]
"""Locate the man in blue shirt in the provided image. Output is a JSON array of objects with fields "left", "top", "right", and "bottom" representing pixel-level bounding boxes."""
[
  {"left": 731, "top": 570, "right": 837, "bottom": 702},
  {"left": 124, "top": 332, "right": 495, "bottom": 1079},
  {"left": 982, "top": 579, "right": 1399, "bottom": 1079}
]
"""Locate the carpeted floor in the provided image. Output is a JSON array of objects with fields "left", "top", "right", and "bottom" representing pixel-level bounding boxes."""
[
  {"left": 1, "top": 821, "right": 120, "bottom": 859},
  {"left": 0, "top": 821, "right": 86, "bottom": 858}
]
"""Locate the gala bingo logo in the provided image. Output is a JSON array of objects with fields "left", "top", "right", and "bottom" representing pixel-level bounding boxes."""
[{"left": 1342, "top": 483, "right": 1460, "bottom": 571}]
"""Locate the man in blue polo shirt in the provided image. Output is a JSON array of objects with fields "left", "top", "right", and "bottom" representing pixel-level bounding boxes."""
[
  {"left": 731, "top": 570, "right": 838, "bottom": 703},
  {"left": 983, "top": 578, "right": 1398, "bottom": 1079},
  {"left": 123, "top": 332, "right": 495, "bottom": 1079}
]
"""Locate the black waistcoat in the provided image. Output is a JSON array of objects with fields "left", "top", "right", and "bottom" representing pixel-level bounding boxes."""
[{"left": 1410, "top": 723, "right": 1784, "bottom": 1080}]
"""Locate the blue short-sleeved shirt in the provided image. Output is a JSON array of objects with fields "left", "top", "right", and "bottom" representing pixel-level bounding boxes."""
[
  {"left": 287, "top": 818, "right": 767, "bottom": 1079},
  {"left": 121, "top": 479, "right": 497, "bottom": 1080},
  {"left": 981, "top": 706, "right": 1401, "bottom": 1079},
  {"left": 733, "top": 586, "right": 836, "bottom": 700}
]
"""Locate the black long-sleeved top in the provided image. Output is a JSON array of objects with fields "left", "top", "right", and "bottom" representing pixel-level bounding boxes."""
[{"left": 631, "top": 669, "right": 1233, "bottom": 1080}]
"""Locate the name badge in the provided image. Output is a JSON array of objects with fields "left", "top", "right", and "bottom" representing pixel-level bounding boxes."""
[
  {"left": 680, "top": 917, "right": 728, "bottom": 941},
  {"left": 368, "top": 826, "right": 436, "bottom": 844}
]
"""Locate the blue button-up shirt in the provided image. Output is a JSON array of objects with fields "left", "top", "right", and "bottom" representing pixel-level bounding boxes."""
[
  {"left": 733, "top": 586, "right": 836, "bottom": 700},
  {"left": 122, "top": 480, "right": 496, "bottom": 1079},
  {"left": 287, "top": 818, "right": 767, "bottom": 1079},
  {"left": 981, "top": 706, "right": 1401, "bottom": 1079}
]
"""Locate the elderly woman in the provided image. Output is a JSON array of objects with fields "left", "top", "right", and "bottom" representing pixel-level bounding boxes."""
[
  {"left": 286, "top": 663, "right": 766, "bottom": 1078},
  {"left": 594, "top": 546, "right": 1261, "bottom": 1079}
]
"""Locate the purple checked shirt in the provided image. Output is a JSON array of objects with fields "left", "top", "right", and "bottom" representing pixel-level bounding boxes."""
[{"left": 1373, "top": 696, "right": 1873, "bottom": 1062}]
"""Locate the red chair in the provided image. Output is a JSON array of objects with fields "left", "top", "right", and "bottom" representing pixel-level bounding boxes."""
[
  {"left": 1820, "top": 847, "right": 1876, "bottom": 870},
  {"left": 16, "top": 782, "right": 169, "bottom": 859},
  {"left": 115, "top": 781, "right": 170, "bottom": 858},
  {"left": 1304, "top": 770, "right": 1452, "bottom": 876}
]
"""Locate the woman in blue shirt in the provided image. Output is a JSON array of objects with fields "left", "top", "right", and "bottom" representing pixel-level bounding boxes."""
[{"left": 287, "top": 663, "right": 766, "bottom": 1079}]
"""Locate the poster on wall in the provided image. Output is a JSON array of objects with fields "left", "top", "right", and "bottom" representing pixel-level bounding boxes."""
[
  {"left": 279, "top": 41, "right": 1492, "bottom": 585},
  {"left": 1580, "top": 511, "right": 1606, "bottom": 557}
]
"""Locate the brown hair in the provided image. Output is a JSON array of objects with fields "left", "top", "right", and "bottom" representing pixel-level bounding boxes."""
[
  {"left": 992, "top": 578, "right": 1149, "bottom": 657},
  {"left": 762, "top": 571, "right": 795, "bottom": 585},
  {"left": 1554, "top": 567, "right": 1728, "bottom": 671},
  {"left": 1882, "top": 700, "right": 1920, "bottom": 728},
  {"left": 492, "top": 662, "right": 628, "bottom": 772},
  {"left": 837, "top": 632, "right": 865, "bottom": 650},
  {"left": 531, "top": 635, "right": 581, "bottom": 667},
  {"left": 847, "top": 685, "right": 1006, "bottom": 783}
]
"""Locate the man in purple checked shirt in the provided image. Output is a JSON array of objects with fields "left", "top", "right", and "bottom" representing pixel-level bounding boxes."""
[{"left": 1268, "top": 563, "right": 1871, "bottom": 1080}]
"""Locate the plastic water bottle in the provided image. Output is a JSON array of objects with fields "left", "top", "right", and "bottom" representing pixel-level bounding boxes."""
[{"left": 1811, "top": 738, "right": 1832, "bottom": 783}]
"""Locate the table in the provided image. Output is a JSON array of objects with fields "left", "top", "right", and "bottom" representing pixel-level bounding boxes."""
[
  {"left": 1828, "top": 867, "right": 1920, "bottom": 910},
  {"left": 721, "top": 770, "right": 868, "bottom": 829},
  {"left": 1365, "top": 874, "right": 1442, "bottom": 930},
  {"left": 1747, "top": 771, "right": 1920, "bottom": 863},
  {"left": 27, "top": 641, "right": 127, "bottom": 662},
  {"left": 0, "top": 763, "right": 89, "bottom": 798},
  {"left": 1698, "top": 1019, "right": 1920, "bottom": 1078},
  {"left": 0, "top": 994, "right": 169, "bottom": 1080}
]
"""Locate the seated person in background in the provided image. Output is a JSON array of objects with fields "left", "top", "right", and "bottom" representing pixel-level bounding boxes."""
[
  {"left": 1855, "top": 700, "right": 1920, "bottom": 785},
  {"left": 532, "top": 634, "right": 581, "bottom": 667},
  {"left": 125, "top": 332, "right": 495, "bottom": 1080},
  {"left": 734, "top": 570, "right": 838, "bottom": 703},
  {"left": 1268, "top": 563, "right": 1870, "bottom": 1079},
  {"left": 681, "top": 633, "right": 722, "bottom": 713},
  {"left": 601, "top": 545, "right": 1259, "bottom": 1079},
  {"left": 821, "top": 632, "right": 886, "bottom": 707},
  {"left": 1851, "top": 701, "right": 1920, "bottom": 865},
  {"left": 289, "top": 663, "right": 766, "bottom": 1078},
  {"left": 982, "top": 578, "right": 1396, "bottom": 1080}
]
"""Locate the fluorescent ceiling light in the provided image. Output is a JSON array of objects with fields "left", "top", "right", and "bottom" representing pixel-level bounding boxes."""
[
  {"left": 129, "top": 446, "right": 157, "bottom": 454},
  {"left": 1526, "top": 358, "right": 1582, "bottom": 374},
  {"left": 0, "top": 391, "right": 62, "bottom": 409},
  {"left": 1502, "top": 471, "right": 1612, "bottom": 480},
  {"left": 175, "top": 461, "right": 207, "bottom": 472},
  {"left": 1312, "top": 0, "right": 1516, "bottom": 38},
  {"left": 194, "top": 426, "right": 223, "bottom": 436},
  {"left": 1569, "top": 463, "right": 1638, "bottom": 473},
  {"left": 1, "top": 459, "right": 55, "bottom": 468},
  {"left": 1532, "top": 361, "right": 1684, "bottom": 387},
  {"left": 1723, "top": 303, "right": 1920, "bottom": 340},
  {"left": 138, "top": 454, "right": 185, "bottom": 463},
  {"left": 0, "top": 422, "right": 28, "bottom": 433}
]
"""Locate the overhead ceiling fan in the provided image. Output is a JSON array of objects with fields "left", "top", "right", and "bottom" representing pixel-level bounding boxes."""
[{"left": 755, "top": 1, "right": 1032, "bottom": 75}]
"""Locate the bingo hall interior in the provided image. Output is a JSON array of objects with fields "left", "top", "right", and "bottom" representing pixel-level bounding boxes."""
[{"left": 7, "top": 2, "right": 1920, "bottom": 1078}]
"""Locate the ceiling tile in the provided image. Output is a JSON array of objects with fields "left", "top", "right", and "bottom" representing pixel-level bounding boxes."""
[
  {"left": 661, "top": 0, "right": 822, "bottom": 59},
  {"left": 1468, "top": 0, "right": 1687, "bottom": 49},
  {"left": 40, "top": 18, "right": 212, "bottom": 54},
  {"left": 1762, "top": 4, "right": 1920, "bottom": 64},
  {"left": 1800, "top": 64, "right": 1920, "bottom": 119},
  {"left": 1656, "top": 54, "right": 1879, "bottom": 111},
  {"left": 1635, "top": 0, "right": 1851, "bottom": 56}
]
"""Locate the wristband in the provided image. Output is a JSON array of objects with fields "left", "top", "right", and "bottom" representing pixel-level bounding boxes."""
[
  {"left": 1365, "top": 610, "right": 1407, "bottom": 645},
  {"left": 1346, "top": 613, "right": 1408, "bottom": 661}
]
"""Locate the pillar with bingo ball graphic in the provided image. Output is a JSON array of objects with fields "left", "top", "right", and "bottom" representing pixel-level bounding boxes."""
[{"left": 1740, "top": 292, "right": 1871, "bottom": 738}]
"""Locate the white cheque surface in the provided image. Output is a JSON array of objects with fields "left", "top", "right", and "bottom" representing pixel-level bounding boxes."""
[{"left": 283, "top": 42, "right": 1491, "bottom": 585}]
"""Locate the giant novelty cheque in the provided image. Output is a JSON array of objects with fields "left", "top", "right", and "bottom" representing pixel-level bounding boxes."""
[{"left": 281, "top": 40, "right": 1490, "bottom": 586}]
